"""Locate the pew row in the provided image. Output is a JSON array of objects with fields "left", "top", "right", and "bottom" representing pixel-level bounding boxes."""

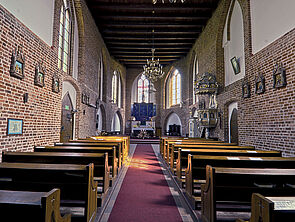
[
  {"left": 177, "top": 148, "right": 281, "bottom": 188},
  {"left": 0, "top": 162, "right": 97, "bottom": 222},
  {"left": 166, "top": 142, "right": 243, "bottom": 167},
  {"left": 55, "top": 142, "right": 123, "bottom": 167},
  {"left": 236, "top": 193, "right": 295, "bottom": 222},
  {"left": 2, "top": 151, "right": 110, "bottom": 205},
  {"left": 169, "top": 144, "right": 255, "bottom": 170},
  {"left": 201, "top": 166, "right": 295, "bottom": 222},
  {"left": 0, "top": 188, "right": 71, "bottom": 222},
  {"left": 34, "top": 146, "right": 118, "bottom": 180}
]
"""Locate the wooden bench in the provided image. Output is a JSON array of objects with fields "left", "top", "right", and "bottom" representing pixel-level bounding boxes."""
[
  {"left": 88, "top": 136, "right": 130, "bottom": 161},
  {"left": 236, "top": 193, "right": 295, "bottom": 222},
  {"left": 201, "top": 166, "right": 295, "bottom": 222},
  {"left": 34, "top": 145, "right": 118, "bottom": 180},
  {"left": 165, "top": 141, "right": 237, "bottom": 165},
  {"left": 0, "top": 162, "right": 97, "bottom": 222},
  {"left": 2, "top": 151, "right": 110, "bottom": 205},
  {"left": 161, "top": 137, "right": 221, "bottom": 161},
  {"left": 169, "top": 144, "right": 254, "bottom": 169},
  {"left": 0, "top": 188, "right": 71, "bottom": 222},
  {"left": 72, "top": 137, "right": 129, "bottom": 164},
  {"left": 185, "top": 155, "right": 295, "bottom": 209},
  {"left": 177, "top": 148, "right": 281, "bottom": 188},
  {"left": 55, "top": 142, "right": 123, "bottom": 167}
]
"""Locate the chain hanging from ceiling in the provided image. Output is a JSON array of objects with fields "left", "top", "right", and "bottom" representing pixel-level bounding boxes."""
[
  {"left": 143, "top": 48, "right": 165, "bottom": 82},
  {"left": 153, "top": 0, "right": 185, "bottom": 4}
]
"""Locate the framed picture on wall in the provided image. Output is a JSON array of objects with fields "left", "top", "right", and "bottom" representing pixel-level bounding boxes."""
[
  {"left": 52, "top": 75, "right": 60, "bottom": 93},
  {"left": 273, "top": 62, "right": 286, "bottom": 88},
  {"left": 230, "top": 56, "right": 241, "bottom": 75},
  {"left": 34, "top": 61, "right": 46, "bottom": 87},
  {"left": 10, "top": 45, "right": 25, "bottom": 79},
  {"left": 255, "top": 73, "right": 265, "bottom": 94},
  {"left": 7, "top": 119, "right": 23, "bottom": 135},
  {"left": 242, "top": 80, "right": 250, "bottom": 98}
]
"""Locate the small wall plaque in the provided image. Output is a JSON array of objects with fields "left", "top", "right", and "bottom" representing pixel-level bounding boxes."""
[
  {"left": 34, "top": 61, "right": 46, "bottom": 87},
  {"left": 10, "top": 45, "right": 25, "bottom": 79},
  {"left": 52, "top": 75, "right": 60, "bottom": 93},
  {"left": 7, "top": 118, "right": 23, "bottom": 135},
  {"left": 273, "top": 62, "right": 286, "bottom": 88},
  {"left": 255, "top": 73, "right": 265, "bottom": 94},
  {"left": 81, "top": 93, "right": 89, "bottom": 105},
  {"left": 242, "top": 79, "right": 250, "bottom": 98}
]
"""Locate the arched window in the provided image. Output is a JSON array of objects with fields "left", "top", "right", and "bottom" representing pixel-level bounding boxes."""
[
  {"left": 137, "top": 74, "right": 150, "bottom": 103},
  {"left": 98, "top": 53, "right": 104, "bottom": 100},
  {"left": 168, "top": 69, "right": 181, "bottom": 106},
  {"left": 58, "top": 0, "right": 72, "bottom": 73},
  {"left": 111, "top": 71, "right": 122, "bottom": 107},
  {"left": 193, "top": 56, "right": 199, "bottom": 104}
]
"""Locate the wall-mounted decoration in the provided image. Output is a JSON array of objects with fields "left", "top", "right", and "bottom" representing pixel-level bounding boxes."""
[
  {"left": 10, "top": 45, "right": 25, "bottom": 79},
  {"left": 52, "top": 75, "right": 60, "bottom": 93},
  {"left": 230, "top": 56, "right": 240, "bottom": 75},
  {"left": 34, "top": 61, "right": 46, "bottom": 87},
  {"left": 242, "top": 79, "right": 250, "bottom": 98},
  {"left": 81, "top": 93, "right": 90, "bottom": 105},
  {"left": 7, "top": 118, "right": 23, "bottom": 135},
  {"left": 273, "top": 62, "right": 286, "bottom": 88},
  {"left": 255, "top": 73, "right": 265, "bottom": 94}
]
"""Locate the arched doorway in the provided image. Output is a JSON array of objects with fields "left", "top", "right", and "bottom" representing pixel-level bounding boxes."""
[
  {"left": 228, "top": 102, "right": 239, "bottom": 144},
  {"left": 230, "top": 108, "right": 239, "bottom": 144},
  {"left": 60, "top": 93, "right": 74, "bottom": 142},
  {"left": 96, "top": 104, "right": 106, "bottom": 133},
  {"left": 111, "top": 112, "right": 122, "bottom": 134},
  {"left": 165, "top": 112, "right": 182, "bottom": 136}
]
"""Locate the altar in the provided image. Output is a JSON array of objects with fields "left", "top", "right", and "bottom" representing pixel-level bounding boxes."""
[
  {"left": 131, "top": 102, "right": 156, "bottom": 138},
  {"left": 131, "top": 121, "right": 155, "bottom": 138}
]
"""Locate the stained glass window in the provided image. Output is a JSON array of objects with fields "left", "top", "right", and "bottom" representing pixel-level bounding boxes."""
[
  {"left": 58, "top": 1, "right": 71, "bottom": 73},
  {"left": 168, "top": 69, "right": 181, "bottom": 107},
  {"left": 138, "top": 74, "right": 149, "bottom": 103}
]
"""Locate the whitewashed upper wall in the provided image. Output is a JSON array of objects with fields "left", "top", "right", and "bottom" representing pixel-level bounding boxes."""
[
  {"left": 0, "top": 0, "right": 54, "bottom": 46},
  {"left": 251, "top": 0, "right": 295, "bottom": 54},
  {"left": 223, "top": 0, "right": 245, "bottom": 86}
]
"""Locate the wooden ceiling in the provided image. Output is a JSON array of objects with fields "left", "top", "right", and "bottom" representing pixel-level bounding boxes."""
[{"left": 85, "top": 0, "right": 220, "bottom": 69}]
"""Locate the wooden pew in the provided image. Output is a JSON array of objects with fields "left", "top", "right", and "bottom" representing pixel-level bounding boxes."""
[
  {"left": 0, "top": 162, "right": 97, "bottom": 222},
  {"left": 169, "top": 144, "right": 254, "bottom": 169},
  {"left": 165, "top": 141, "right": 237, "bottom": 165},
  {"left": 89, "top": 136, "right": 130, "bottom": 160},
  {"left": 201, "top": 166, "right": 295, "bottom": 222},
  {"left": 177, "top": 148, "right": 281, "bottom": 188},
  {"left": 0, "top": 188, "right": 71, "bottom": 222},
  {"left": 161, "top": 137, "right": 220, "bottom": 160},
  {"left": 185, "top": 155, "right": 295, "bottom": 209},
  {"left": 236, "top": 193, "right": 295, "bottom": 222},
  {"left": 34, "top": 145, "right": 118, "bottom": 180},
  {"left": 72, "top": 136, "right": 129, "bottom": 164},
  {"left": 54, "top": 142, "right": 123, "bottom": 167},
  {"left": 2, "top": 151, "right": 110, "bottom": 205}
]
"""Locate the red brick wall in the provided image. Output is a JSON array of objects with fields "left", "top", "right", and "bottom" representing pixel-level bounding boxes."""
[{"left": 0, "top": 0, "right": 126, "bottom": 160}]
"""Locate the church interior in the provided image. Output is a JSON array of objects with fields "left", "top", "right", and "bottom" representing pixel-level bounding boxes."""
[{"left": 1, "top": 0, "right": 295, "bottom": 221}]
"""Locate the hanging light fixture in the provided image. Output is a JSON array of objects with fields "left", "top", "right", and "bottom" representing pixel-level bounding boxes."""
[
  {"left": 143, "top": 48, "right": 165, "bottom": 82},
  {"left": 143, "top": 28, "right": 165, "bottom": 82},
  {"left": 153, "top": 0, "right": 185, "bottom": 4}
]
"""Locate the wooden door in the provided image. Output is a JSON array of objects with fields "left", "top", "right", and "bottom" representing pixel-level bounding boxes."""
[
  {"left": 230, "top": 108, "right": 239, "bottom": 144},
  {"left": 60, "top": 93, "right": 74, "bottom": 142}
]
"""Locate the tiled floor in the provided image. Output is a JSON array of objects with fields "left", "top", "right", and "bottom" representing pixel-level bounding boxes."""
[{"left": 96, "top": 144, "right": 198, "bottom": 222}]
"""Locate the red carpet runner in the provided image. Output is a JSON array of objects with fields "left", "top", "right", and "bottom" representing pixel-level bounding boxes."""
[{"left": 108, "top": 144, "right": 183, "bottom": 222}]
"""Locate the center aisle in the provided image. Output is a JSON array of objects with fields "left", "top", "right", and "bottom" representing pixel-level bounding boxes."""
[{"left": 108, "top": 144, "right": 183, "bottom": 222}]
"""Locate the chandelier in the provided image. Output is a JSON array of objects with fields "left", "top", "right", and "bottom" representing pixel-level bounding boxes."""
[
  {"left": 143, "top": 48, "right": 165, "bottom": 82},
  {"left": 153, "top": 0, "right": 185, "bottom": 4}
]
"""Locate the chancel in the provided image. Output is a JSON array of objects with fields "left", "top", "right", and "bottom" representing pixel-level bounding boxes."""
[{"left": 1, "top": 0, "right": 295, "bottom": 221}]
